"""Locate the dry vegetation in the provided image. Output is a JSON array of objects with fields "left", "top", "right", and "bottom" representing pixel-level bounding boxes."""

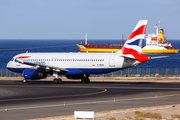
[
  {"left": 108, "top": 111, "right": 180, "bottom": 120},
  {"left": 109, "top": 117, "right": 117, "bottom": 120}
]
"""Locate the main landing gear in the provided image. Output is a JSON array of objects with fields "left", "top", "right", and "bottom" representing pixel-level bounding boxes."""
[
  {"left": 53, "top": 78, "right": 62, "bottom": 84},
  {"left": 81, "top": 74, "right": 90, "bottom": 84},
  {"left": 53, "top": 72, "right": 62, "bottom": 84}
]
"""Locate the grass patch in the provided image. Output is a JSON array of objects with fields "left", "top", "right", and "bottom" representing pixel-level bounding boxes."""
[
  {"left": 134, "top": 111, "right": 162, "bottom": 119},
  {"left": 135, "top": 111, "right": 144, "bottom": 118},
  {"left": 171, "top": 114, "right": 180, "bottom": 119},
  {"left": 123, "top": 116, "right": 133, "bottom": 119},
  {"left": 143, "top": 112, "right": 162, "bottom": 119},
  {"left": 134, "top": 118, "right": 145, "bottom": 120},
  {"left": 119, "top": 111, "right": 179, "bottom": 120},
  {"left": 109, "top": 117, "right": 117, "bottom": 120},
  {"left": 172, "top": 105, "right": 178, "bottom": 107},
  {"left": 135, "top": 111, "right": 141, "bottom": 115}
]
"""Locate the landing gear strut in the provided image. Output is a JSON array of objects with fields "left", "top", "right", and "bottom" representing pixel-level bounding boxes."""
[{"left": 81, "top": 74, "right": 90, "bottom": 84}]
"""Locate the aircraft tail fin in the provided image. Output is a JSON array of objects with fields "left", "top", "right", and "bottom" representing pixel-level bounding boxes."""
[{"left": 121, "top": 20, "right": 148, "bottom": 55}]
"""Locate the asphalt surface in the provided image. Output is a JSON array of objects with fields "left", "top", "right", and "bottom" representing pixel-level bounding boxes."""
[{"left": 0, "top": 80, "right": 180, "bottom": 120}]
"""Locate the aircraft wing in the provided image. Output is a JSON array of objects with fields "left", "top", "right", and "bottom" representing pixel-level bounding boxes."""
[{"left": 17, "top": 60, "right": 69, "bottom": 72}]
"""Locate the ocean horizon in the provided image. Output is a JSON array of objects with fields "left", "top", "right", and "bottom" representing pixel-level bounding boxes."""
[{"left": 1, "top": 39, "right": 180, "bottom": 69}]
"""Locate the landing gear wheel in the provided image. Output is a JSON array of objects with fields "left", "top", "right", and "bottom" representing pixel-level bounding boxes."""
[
  {"left": 58, "top": 78, "right": 62, "bottom": 84},
  {"left": 81, "top": 78, "right": 86, "bottom": 84},
  {"left": 53, "top": 78, "right": 59, "bottom": 84},
  {"left": 23, "top": 79, "right": 27, "bottom": 83},
  {"left": 81, "top": 78, "right": 90, "bottom": 84},
  {"left": 53, "top": 78, "right": 62, "bottom": 84},
  {"left": 86, "top": 78, "right": 90, "bottom": 83}
]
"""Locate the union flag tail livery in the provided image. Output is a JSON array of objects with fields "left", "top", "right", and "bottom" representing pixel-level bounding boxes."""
[
  {"left": 121, "top": 20, "right": 150, "bottom": 63},
  {"left": 122, "top": 20, "right": 147, "bottom": 54},
  {"left": 7, "top": 20, "right": 152, "bottom": 84}
]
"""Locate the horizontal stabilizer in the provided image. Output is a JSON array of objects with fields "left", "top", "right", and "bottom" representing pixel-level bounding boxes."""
[{"left": 151, "top": 56, "right": 168, "bottom": 59}]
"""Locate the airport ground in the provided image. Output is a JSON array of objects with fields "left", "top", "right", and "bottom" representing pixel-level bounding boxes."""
[
  {"left": 0, "top": 77, "right": 180, "bottom": 120},
  {"left": 1, "top": 76, "right": 180, "bottom": 82}
]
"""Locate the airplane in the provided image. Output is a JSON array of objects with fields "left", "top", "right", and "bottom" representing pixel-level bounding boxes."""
[{"left": 7, "top": 20, "right": 150, "bottom": 84}]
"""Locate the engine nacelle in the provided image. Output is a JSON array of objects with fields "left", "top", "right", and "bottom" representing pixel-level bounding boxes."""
[{"left": 23, "top": 69, "right": 47, "bottom": 80}]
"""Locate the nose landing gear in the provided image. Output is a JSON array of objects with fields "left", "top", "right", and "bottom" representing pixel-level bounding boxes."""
[{"left": 23, "top": 79, "right": 28, "bottom": 83}]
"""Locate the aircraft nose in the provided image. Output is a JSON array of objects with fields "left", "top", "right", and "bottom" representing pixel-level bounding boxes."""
[{"left": 7, "top": 61, "right": 12, "bottom": 69}]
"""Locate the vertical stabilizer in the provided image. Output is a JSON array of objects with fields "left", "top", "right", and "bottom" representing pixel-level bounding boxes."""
[{"left": 121, "top": 20, "right": 148, "bottom": 55}]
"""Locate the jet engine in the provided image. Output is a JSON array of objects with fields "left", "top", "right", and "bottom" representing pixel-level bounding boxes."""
[{"left": 23, "top": 69, "right": 47, "bottom": 79}]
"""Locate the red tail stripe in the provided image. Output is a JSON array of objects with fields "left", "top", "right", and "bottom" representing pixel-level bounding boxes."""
[
  {"left": 127, "top": 25, "right": 147, "bottom": 40},
  {"left": 122, "top": 47, "right": 140, "bottom": 55},
  {"left": 123, "top": 47, "right": 149, "bottom": 62}
]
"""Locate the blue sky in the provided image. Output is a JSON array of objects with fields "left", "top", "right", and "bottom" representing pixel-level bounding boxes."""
[{"left": 0, "top": 0, "right": 180, "bottom": 39}]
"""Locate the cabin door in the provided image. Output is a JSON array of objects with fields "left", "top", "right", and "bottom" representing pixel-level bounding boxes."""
[{"left": 109, "top": 54, "right": 115, "bottom": 67}]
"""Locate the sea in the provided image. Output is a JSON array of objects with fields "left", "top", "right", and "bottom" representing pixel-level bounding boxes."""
[{"left": 0, "top": 39, "right": 180, "bottom": 69}]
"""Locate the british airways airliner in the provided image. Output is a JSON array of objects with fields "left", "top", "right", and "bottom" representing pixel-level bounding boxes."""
[{"left": 7, "top": 20, "right": 150, "bottom": 84}]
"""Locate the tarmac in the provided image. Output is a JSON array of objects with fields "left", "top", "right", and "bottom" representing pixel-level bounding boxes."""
[{"left": 1, "top": 76, "right": 180, "bottom": 120}]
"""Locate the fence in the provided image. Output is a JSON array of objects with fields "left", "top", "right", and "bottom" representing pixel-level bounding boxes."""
[
  {"left": 92, "top": 68, "right": 180, "bottom": 77},
  {"left": 0, "top": 69, "right": 23, "bottom": 77},
  {"left": 2, "top": 68, "right": 180, "bottom": 78}
]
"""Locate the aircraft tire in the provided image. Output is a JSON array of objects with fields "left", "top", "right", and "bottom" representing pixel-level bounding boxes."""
[
  {"left": 53, "top": 78, "right": 59, "bottom": 84},
  {"left": 81, "top": 78, "right": 90, "bottom": 84},
  {"left": 86, "top": 78, "right": 90, "bottom": 83},
  {"left": 58, "top": 78, "right": 62, "bottom": 84},
  {"left": 23, "top": 79, "right": 27, "bottom": 83},
  {"left": 81, "top": 78, "right": 86, "bottom": 84}
]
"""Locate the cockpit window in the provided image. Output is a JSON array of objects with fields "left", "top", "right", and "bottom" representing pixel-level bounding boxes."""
[{"left": 10, "top": 58, "right": 14, "bottom": 61}]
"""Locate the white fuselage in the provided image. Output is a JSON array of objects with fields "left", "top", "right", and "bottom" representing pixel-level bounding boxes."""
[{"left": 7, "top": 52, "right": 137, "bottom": 75}]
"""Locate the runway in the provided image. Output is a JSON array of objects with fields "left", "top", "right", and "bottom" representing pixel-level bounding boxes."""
[{"left": 0, "top": 80, "right": 180, "bottom": 120}]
